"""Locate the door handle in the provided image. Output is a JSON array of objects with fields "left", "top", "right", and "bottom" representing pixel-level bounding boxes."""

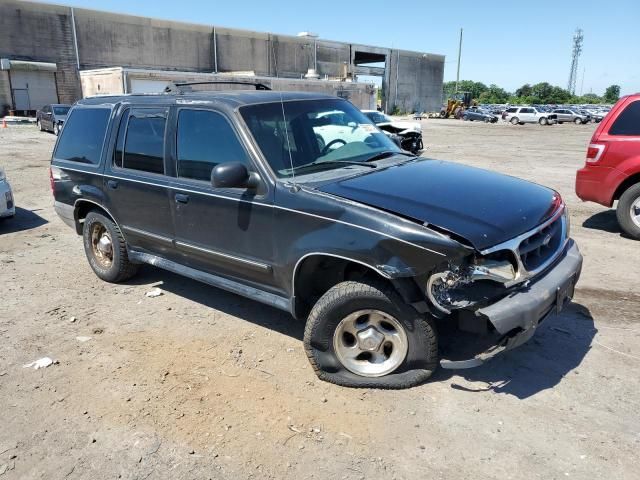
[
  {"left": 107, "top": 180, "right": 118, "bottom": 189},
  {"left": 175, "top": 193, "right": 189, "bottom": 204}
]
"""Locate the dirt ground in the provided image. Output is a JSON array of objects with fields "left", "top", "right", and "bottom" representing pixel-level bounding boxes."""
[{"left": 1, "top": 120, "right": 638, "bottom": 480}]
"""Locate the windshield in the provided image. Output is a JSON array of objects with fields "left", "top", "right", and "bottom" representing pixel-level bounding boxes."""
[
  {"left": 240, "top": 99, "right": 401, "bottom": 178},
  {"left": 53, "top": 106, "right": 70, "bottom": 115}
]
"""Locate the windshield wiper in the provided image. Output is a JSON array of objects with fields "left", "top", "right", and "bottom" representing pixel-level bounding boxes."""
[
  {"left": 289, "top": 160, "right": 377, "bottom": 173},
  {"left": 363, "top": 151, "right": 415, "bottom": 163}
]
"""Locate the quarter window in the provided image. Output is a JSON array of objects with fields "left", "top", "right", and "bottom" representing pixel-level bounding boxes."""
[
  {"left": 176, "top": 109, "right": 251, "bottom": 182},
  {"left": 609, "top": 101, "right": 640, "bottom": 136},
  {"left": 54, "top": 107, "right": 111, "bottom": 165}
]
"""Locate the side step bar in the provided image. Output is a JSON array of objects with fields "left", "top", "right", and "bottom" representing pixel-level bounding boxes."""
[{"left": 128, "top": 250, "right": 291, "bottom": 313}]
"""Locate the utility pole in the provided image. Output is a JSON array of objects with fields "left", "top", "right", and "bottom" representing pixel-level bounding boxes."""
[
  {"left": 579, "top": 66, "right": 585, "bottom": 96},
  {"left": 455, "top": 28, "right": 463, "bottom": 94}
]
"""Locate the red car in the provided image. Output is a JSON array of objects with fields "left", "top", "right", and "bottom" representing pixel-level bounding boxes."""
[{"left": 576, "top": 94, "right": 640, "bottom": 239}]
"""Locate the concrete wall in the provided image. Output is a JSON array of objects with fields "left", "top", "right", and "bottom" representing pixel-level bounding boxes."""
[{"left": 0, "top": 0, "right": 444, "bottom": 114}]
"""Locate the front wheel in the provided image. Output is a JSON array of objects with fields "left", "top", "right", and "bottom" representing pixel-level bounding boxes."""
[
  {"left": 574, "top": 118, "right": 582, "bottom": 125},
  {"left": 510, "top": 117, "right": 519, "bottom": 125},
  {"left": 83, "top": 211, "right": 139, "bottom": 282},
  {"left": 616, "top": 183, "right": 640, "bottom": 240},
  {"left": 539, "top": 117, "right": 548, "bottom": 125},
  {"left": 37, "top": 119, "right": 43, "bottom": 131},
  {"left": 304, "top": 280, "right": 438, "bottom": 389},
  {"left": 53, "top": 123, "right": 60, "bottom": 136}
]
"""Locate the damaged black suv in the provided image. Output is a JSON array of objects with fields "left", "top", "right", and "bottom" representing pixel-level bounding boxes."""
[{"left": 51, "top": 82, "right": 582, "bottom": 389}]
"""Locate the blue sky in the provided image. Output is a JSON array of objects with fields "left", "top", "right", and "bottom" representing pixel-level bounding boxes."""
[{"left": 46, "top": 0, "right": 638, "bottom": 96}]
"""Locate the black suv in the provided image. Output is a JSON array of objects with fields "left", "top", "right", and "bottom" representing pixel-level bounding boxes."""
[{"left": 51, "top": 84, "right": 583, "bottom": 388}]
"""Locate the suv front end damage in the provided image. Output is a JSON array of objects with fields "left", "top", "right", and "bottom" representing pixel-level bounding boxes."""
[{"left": 424, "top": 205, "right": 583, "bottom": 368}]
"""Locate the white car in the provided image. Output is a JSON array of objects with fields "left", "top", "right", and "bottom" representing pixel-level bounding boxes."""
[
  {"left": 361, "top": 110, "right": 423, "bottom": 153},
  {"left": 502, "top": 106, "right": 558, "bottom": 125},
  {"left": 313, "top": 110, "right": 372, "bottom": 152},
  {"left": 0, "top": 167, "right": 15, "bottom": 220},
  {"left": 361, "top": 110, "right": 422, "bottom": 134}
]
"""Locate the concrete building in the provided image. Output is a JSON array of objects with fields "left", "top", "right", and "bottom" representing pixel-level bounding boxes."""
[{"left": 0, "top": 0, "right": 444, "bottom": 115}]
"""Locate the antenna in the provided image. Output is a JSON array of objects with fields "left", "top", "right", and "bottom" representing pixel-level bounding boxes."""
[
  {"left": 277, "top": 86, "right": 298, "bottom": 190},
  {"left": 567, "top": 28, "right": 584, "bottom": 95}
]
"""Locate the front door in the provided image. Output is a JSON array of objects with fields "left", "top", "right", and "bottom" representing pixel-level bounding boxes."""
[
  {"left": 103, "top": 106, "right": 178, "bottom": 261},
  {"left": 169, "top": 107, "right": 276, "bottom": 289}
]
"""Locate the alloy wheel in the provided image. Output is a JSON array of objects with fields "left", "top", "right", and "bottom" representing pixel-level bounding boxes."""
[{"left": 333, "top": 309, "right": 408, "bottom": 377}]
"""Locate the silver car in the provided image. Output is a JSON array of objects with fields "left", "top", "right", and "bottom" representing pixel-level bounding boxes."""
[
  {"left": 502, "top": 106, "right": 557, "bottom": 125},
  {"left": 552, "top": 108, "right": 590, "bottom": 124}
]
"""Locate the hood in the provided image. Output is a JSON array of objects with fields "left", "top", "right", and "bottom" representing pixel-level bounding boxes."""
[
  {"left": 378, "top": 121, "right": 421, "bottom": 132},
  {"left": 318, "top": 159, "right": 558, "bottom": 250}
]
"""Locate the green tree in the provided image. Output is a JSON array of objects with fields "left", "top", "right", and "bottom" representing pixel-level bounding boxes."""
[
  {"left": 443, "top": 80, "right": 488, "bottom": 100},
  {"left": 604, "top": 85, "right": 621, "bottom": 103},
  {"left": 478, "top": 84, "right": 510, "bottom": 104},
  {"left": 515, "top": 84, "right": 532, "bottom": 97}
]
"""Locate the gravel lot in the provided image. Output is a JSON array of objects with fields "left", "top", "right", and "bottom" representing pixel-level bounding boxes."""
[{"left": 1, "top": 120, "right": 638, "bottom": 480}]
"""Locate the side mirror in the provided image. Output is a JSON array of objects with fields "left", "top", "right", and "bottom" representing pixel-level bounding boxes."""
[
  {"left": 347, "top": 121, "right": 357, "bottom": 130},
  {"left": 211, "top": 162, "right": 260, "bottom": 190}
]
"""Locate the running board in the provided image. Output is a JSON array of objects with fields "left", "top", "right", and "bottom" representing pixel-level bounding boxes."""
[{"left": 128, "top": 250, "right": 291, "bottom": 313}]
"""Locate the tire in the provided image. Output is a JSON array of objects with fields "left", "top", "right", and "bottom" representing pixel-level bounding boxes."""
[
  {"left": 616, "top": 183, "right": 640, "bottom": 240},
  {"left": 53, "top": 123, "right": 60, "bottom": 136},
  {"left": 574, "top": 118, "right": 582, "bottom": 125},
  {"left": 462, "top": 115, "right": 469, "bottom": 121},
  {"left": 304, "top": 280, "right": 438, "bottom": 389},
  {"left": 558, "top": 121, "right": 564, "bottom": 124},
  {"left": 37, "top": 119, "right": 43, "bottom": 131},
  {"left": 82, "top": 210, "right": 139, "bottom": 282},
  {"left": 484, "top": 117, "right": 490, "bottom": 123},
  {"left": 539, "top": 117, "right": 548, "bottom": 125},
  {"left": 510, "top": 117, "right": 519, "bottom": 125}
]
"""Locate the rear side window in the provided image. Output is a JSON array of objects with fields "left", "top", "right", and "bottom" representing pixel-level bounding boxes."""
[
  {"left": 609, "top": 101, "right": 640, "bottom": 135},
  {"left": 176, "top": 109, "right": 250, "bottom": 182},
  {"left": 506, "top": 107, "right": 518, "bottom": 113},
  {"left": 54, "top": 108, "right": 110, "bottom": 165},
  {"left": 114, "top": 108, "right": 167, "bottom": 174}
]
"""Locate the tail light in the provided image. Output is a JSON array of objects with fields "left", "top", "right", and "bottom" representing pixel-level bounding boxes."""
[{"left": 586, "top": 143, "right": 605, "bottom": 164}]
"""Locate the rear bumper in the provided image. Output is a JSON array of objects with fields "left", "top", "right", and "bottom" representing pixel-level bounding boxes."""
[
  {"left": 575, "top": 164, "right": 627, "bottom": 206},
  {"left": 441, "top": 240, "right": 582, "bottom": 369},
  {"left": 54, "top": 200, "right": 76, "bottom": 229}
]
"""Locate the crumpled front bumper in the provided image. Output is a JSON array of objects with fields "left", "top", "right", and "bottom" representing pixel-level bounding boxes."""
[{"left": 440, "top": 240, "right": 583, "bottom": 369}]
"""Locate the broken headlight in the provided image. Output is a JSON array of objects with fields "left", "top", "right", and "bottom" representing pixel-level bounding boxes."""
[{"left": 426, "top": 255, "right": 517, "bottom": 315}]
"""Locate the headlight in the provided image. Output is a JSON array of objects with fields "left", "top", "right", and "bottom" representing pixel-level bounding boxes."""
[
  {"left": 426, "top": 256, "right": 516, "bottom": 315},
  {"left": 0, "top": 167, "right": 6, "bottom": 182}
]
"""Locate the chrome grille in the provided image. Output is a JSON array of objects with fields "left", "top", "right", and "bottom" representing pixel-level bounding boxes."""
[
  {"left": 480, "top": 206, "right": 568, "bottom": 285},
  {"left": 518, "top": 215, "right": 563, "bottom": 271}
]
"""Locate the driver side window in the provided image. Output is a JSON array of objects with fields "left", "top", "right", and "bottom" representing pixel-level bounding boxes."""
[{"left": 176, "top": 109, "right": 252, "bottom": 183}]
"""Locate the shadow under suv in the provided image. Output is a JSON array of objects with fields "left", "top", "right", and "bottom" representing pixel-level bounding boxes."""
[{"left": 50, "top": 83, "right": 583, "bottom": 388}]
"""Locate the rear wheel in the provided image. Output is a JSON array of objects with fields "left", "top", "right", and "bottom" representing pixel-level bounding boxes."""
[
  {"left": 510, "top": 117, "right": 519, "bottom": 125},
  {"left": 462, "top": 115, "right": 469, "bottom": 121},
  {"left": 484, "top": 117, "right": 491, "bottom": 123},
  {"left": 304, "top": 280, "right": 438, "bottom": 389},
  {"left": 83, "top": 211, "right": 139, "bottom": 282},
  {"left": 616, "top": 183, "right": 640, "bottom": 240}
]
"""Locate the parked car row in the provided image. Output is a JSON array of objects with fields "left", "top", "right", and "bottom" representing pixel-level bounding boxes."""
[{"left": 481, "top": 104, "right": 611, "bottom": 124}]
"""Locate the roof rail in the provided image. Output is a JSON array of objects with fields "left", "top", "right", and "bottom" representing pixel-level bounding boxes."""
[{"left": 163, "top": 81, "right": 271, "bottom": 93}]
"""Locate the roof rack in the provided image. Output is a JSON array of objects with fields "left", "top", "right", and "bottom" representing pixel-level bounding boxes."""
[{"left": 163, "top": 81, "right": 271, "bottom": 93}]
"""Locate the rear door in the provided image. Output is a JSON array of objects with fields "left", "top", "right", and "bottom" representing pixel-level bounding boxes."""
[
  {"left": 169, "top": 107, "right": 276, "bottom": 288},
  {"left": 103, "top": 106, "right": 178, "bottom": 260},
  {"left": 595, "top": 98, "right": 640, "bottom": 173},
  {"left": 519, "top": 107, "right": 535, "bottom": 122}
]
